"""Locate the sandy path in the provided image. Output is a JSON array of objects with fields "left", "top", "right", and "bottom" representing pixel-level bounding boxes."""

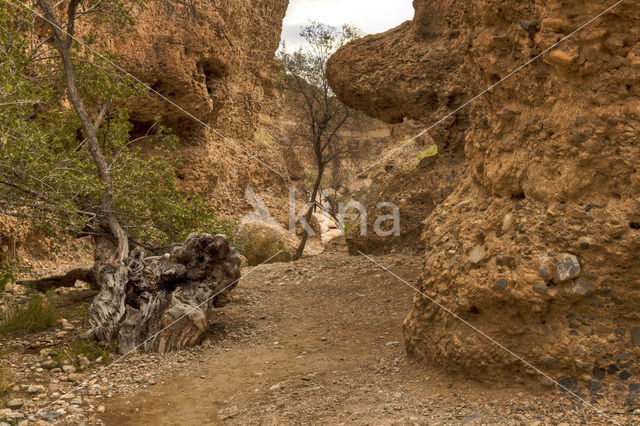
[{"left": 99, "top": 249, "right": 626, "bottom": 425}]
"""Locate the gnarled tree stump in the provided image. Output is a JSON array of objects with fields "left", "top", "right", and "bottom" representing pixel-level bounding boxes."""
[{"left": 82, "top": 233, "right": 241, "bottom": 354}]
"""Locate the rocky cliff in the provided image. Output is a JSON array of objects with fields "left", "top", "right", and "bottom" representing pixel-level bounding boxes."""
[
  {"left": 104, "top": 0, "right": 292, "bottom": 216},
  {"left": 328, "top": 0, "right": 640, "bottom": 399}
]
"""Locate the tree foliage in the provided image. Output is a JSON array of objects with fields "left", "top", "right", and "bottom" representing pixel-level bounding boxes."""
[
  {"left": 0, "top": 0, "right": 233, "bottom": 259},
  {"left": 277, "top": 22, "right": 363, "bottom": 259}
]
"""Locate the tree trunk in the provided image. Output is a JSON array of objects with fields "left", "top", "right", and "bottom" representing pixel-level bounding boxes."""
[
  {"left": 36, "top": 0, "right": 129, "bottom": 263},
  {"left": 18, "top": 268, "right": 95, "bottom": 292},
  {"left": 84, "top": 233, "right": 241, "bottom": 354},
  {"left": 293, "top": 168, "right": 324, "bottom": 260}
]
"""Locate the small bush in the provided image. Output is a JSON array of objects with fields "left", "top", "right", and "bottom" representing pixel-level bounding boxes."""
[
  {"left": 0, "top": 254, "right": 17, "bottom": 294},
  {"left": 241, "top": 229, "right": 292, "bottom": 266},
  {"left": 0, "top": 294, "right": 58, "bottom": 334},
  {"left": 0, "top": 369, "right": 12, "bottom": 407},
  {"left": 52, "top": 340, "right": 114, "bottom": 368}
]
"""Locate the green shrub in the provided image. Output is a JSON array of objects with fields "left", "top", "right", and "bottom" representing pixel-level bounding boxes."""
[
  {"left": 51, "top": 340, "right": 114, "bottom": 368},
  {"left": 0, "top": 369, "right": 12, "bottom": 408},
  {"left": 0, "top": 294, "right": 58, "bottom": 334},
  {"left": 241, "top": 230, "right": 292, "bottom": 266},
  {"left": 0, "top": 254, "right": 16, "bottom": 294}
]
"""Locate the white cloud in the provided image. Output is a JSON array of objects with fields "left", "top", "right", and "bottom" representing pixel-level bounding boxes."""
[{"left": 281, "top": 0, "right": 414, "bottom": 51}]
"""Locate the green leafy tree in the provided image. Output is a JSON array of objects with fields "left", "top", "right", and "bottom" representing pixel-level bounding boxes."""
[
  {"left": 0, "top": 0, "right": 232, "bottom": 276},
  {"left": 278, "top": 22, "right": 363, "bottom": 260}
]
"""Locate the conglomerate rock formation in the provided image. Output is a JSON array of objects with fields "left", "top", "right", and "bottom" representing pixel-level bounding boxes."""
[
  {"left": 95, "top": 0, "right": 292, "bottom": 214},
  {"left": 328, "top": 0, "right": 640, "bottom": 395}
]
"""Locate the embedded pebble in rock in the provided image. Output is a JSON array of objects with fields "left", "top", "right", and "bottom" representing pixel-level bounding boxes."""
[
  {"left": 469, "top": 245, "right": 486, "bottom": 265},
  {"left": 533, "top": 282, "right": 548, "bottom": 295},
  {"left": 631, "top": 327, "right": 640, "bottom": 347},
  {"left": 554, "top": 253, "right": 581, "bottom": 283},
  {"left": 519, "top": 19, "right": 540, "bottom": 33},
  {"left": 538, "top": 258, "right": 554, "bottom": 281},
  {"left": 569, "top": 276, "right": 592, "bottom": 296},
  {"left": 540, "top": 376, "right": 555, "bottom": 388},
  {"left": 501, "top": 213, "right": 514, "bottom": 233},
  {"left": 592, "top": 367, "right": 606, "bottom": 380}
]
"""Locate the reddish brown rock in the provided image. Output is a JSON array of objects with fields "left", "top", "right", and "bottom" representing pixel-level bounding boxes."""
[{"left": 328, "top": 0, "right": 640, "bottom": 383}]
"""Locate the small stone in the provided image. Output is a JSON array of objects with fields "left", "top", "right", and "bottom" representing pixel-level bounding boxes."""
[
  {"left": 541, "top": 18, "right": 567, "bottom": 32},
  {"left": 589, "top": 380, "right": 602, "bottom": 391},
  {"left": 549, "top": 49, "right": 578, "bottom": 65},
  {"left": 77, "top": 354, "right": 91, "bottom": 369},
  {"left": 519, "top": 19, "right": 540, "bottom": 33},
  {"left": 533, "top": 282, "right": 548, "bottom": 294},
  {"left": 630, "top": 383, "right": 640, "bottom": 395},
  {"left": 62, "top": 365, "right": 77, "bottom": 374},
  {"left": 540, "top": 376, "right": 555, "bottom": 388},
  {"left": 592, "top": 367, "right": 606, "bottom": 380},
  {"left": 495, "top": 254, "right": 515, "bottom": 268},
  {"left": 37, "top": 411, "right": 61, "bottom": 421},
  {"left": 41, "top": 360, "right": 56, "bottom": 370},
  {"left": 7, "top": 399, "right": 24, "bottom": 410},
  {"left": 631, "top": 327, "right": 640, "bottom": 346},
  {"left": 69, "top": 397, "right": 82, "bottom": 406},
  {"left": 502, "top": 213, "right": 514, "bottom": 233},
  {"left": 23, "top": 384, "right": 45, "bottom": 394},
  {"left": 554, "top": 253, "right": 580, "bottom": 283},
  {"left": 539, "top": 258, "right": 554, "bottom": 281},
  {"left": 608, "top": 364, "right": 620, "bottom": 375},
  {"left": 269, "top": 383, "right": 284, "bottom": 391},
  {"left": 569, "top": 276, "right": 592, "bottom": 296},
  {"left": 621, "top": 370, "right": 632, "bottom": 381},
  {"left": 496, "top": 279, "right": 508, "bottom": 289},
  {"left": 97, "top": 405, "right": 106, "bottom": 414}
]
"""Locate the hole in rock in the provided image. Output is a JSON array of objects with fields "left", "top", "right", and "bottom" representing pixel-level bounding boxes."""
[
  {"left": 511, "top": 192, "right": 526, "bottom": 200},
  {"left": 199, "top": 59, "right": 228, "bottom": 97},
  {"left": 129, "top": 120, "right": 156, "bottom": 140},
  {"left": 151, "top": 80, "right": 176, "bottom": 97},
  {"left": 469, "top": 306, "right": 481, "bottom": 314},
  {"left": 630, "top": 222, "right": 640, "bottom": 230}
]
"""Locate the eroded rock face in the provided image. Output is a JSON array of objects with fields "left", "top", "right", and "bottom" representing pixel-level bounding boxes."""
[
  {"left": 328, "top": 0, "right": 640, "bottom": 387},
  {"left": 96, "top": 0, "right": 291, "bottom": 214}
]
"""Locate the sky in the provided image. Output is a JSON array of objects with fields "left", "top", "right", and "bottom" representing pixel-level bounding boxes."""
[{"left": 281, "top": 0, "right": 415, "bottom": 51}]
